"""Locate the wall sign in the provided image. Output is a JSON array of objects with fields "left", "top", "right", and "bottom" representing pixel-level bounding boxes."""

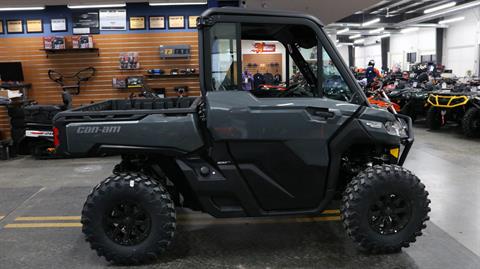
[
  {"left": 129, "top": 16, "right": 146, "bottom": 30},
  {"left": 73, "top": 12, "right": 100, "bottom": 34},
  {"left": 100, "top": 9, "right": 127, "bottom": 31},
  {"left": 26, "top": 19, "right": 43, "bottom": 33},
  {"left": 251, "top": 42, "right": 276, "bottom": 53},
  {"left": 7, "top": 20, "right": 23, "bottom": 34},
  {"left": 168, "top": 16, "right": 185, "bottom": 29},
  {"left": 0, "top": 20, "right": 4, "bottom": 34},
  {"left": 51, "top": 18, "right": 67, "bottom": 32},
  {"left": 149, "top": 16, "right": 165, "bottom": 30},
  {"left": 188, "top": 16, "right": 199, "bottom": 29}
]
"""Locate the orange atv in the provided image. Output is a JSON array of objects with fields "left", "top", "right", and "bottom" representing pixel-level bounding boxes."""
[{"left": 367, "top": 81, "right": 401, "bottom": 113}]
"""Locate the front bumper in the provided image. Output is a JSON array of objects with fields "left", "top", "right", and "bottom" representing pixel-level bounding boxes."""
[{"left": 395, "top": 113, "right": 414, "bottom": 166}]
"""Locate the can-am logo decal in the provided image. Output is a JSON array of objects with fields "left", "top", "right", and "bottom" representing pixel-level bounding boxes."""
[{"left": 76, "top": 126, "right": 121, "bottom": 134}]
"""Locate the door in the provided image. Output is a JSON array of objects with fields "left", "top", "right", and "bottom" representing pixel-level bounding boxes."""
[{"left": 205, "top": 20, "right": 361, "bottom": 211}]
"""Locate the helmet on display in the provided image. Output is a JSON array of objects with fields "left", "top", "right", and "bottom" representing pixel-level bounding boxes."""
[{"left": 368, "top": 60, "right": 375, "bottom": 67}]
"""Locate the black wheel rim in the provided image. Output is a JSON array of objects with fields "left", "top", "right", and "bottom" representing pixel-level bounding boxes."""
[
  {"left": 104, "top": 200, "right": 151, "bottom": 246},
  {"left": 368, "top": 193, "right": 412, "bottom": 235}
]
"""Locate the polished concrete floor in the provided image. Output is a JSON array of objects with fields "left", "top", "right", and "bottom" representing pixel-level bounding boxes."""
[{"left": 0, "top": 124, "right": 479, "bottom": 268}]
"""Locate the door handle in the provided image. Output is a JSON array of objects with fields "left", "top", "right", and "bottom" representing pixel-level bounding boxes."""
[
  {"left": 313, "top": 110, "right": 335, "bottom": 118},
  {"left": 306, "top": 107, "right": 338, "bottom": 119}
]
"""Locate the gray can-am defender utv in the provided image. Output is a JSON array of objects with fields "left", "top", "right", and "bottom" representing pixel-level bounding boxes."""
[{"left": 53, "top": 7, "right": 430, "bottom": 264}]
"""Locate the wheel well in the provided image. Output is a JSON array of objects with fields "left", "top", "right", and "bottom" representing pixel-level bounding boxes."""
[
  {"left": 114, "top": 154, "right": 202, "bottom": 210},
  {"left": 335, "top": 143, "right": 395, "bottom": 196}
]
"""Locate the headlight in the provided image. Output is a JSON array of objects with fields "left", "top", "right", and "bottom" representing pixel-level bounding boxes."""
[{"left": 384, "top": 120, "right": 408, "bottom": 137}]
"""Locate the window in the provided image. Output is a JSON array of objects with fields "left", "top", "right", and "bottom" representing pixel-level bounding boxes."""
[
  {"left": 207, "top": 21, "right": 357, "bottom": 102},
  {"left": 321, "top": 49, "right": 354, "bottom": 102},
  {"left": 209, "top": 23, "right": 238, "bottom": 91}
]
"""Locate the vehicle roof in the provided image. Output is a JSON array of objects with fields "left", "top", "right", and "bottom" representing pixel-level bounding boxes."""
[{"left": 200, "top": 7, "right": 324, "bottom": 27}]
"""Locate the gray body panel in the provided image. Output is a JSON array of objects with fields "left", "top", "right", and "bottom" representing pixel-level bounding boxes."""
[
  {"left": 64, "top": 113, "right": 204, "bottom": 155},
  {"left": 206, "top": 91, "right": 359, "bottom": 166}
]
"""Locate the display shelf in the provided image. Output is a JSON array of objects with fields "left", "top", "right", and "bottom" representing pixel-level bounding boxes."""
[
  {"left": 42, "top": 48, "right": 99, "bottom": 58},
  {"left": 145, "top": 73, "right": 199, "bottom": 78}
]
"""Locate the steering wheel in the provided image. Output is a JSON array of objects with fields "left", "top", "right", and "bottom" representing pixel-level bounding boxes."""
[{"left": 279, "top": 82, "right": 309, "bottom": 97}]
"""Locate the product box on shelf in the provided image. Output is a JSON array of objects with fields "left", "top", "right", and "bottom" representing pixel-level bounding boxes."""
[
  {"left": 44, "top": 36, "right": 66, "bottom": 50},
  {"left": 119, "top": 52, "right": 140, "bottom": 70},
  {"left": 72, "top": 35, "right": 94, "bottom": 49}
]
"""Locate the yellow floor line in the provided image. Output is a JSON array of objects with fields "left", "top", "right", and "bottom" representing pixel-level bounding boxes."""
[
  {"left": 15, "top": 216, "right": 81, "bottom": 221},
  {"left": 4, "top": 215, "right": 341, "bottom": 229},
  {"left": 5, "top": 223, "right": 82, "bottom": 228},
  {"left": 12, "top": 210, "right": 340, "bottom": 222}
]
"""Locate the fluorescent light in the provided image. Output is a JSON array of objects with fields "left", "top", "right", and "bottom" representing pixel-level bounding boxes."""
[
  {"left": 362, "top": 18, "right": 380, "bottom": 27},
  {"left": 439, "top": 16, "right": 465, "bottom": 24},
  {"left": 0, "top": 6, "right": 45, "bottom": 11},
  {"left": 354, "top": 38, "right": 365, "bottom": 44},
  {"left": 369, "top": 27, "right": 384, "bottom": 34},
  {"left": 349, "top": 34, "right": 362, "bottom": 39},
  {"left": 424, "top": 2, "right": 456, "bottom": 14},
  {"left": 337, "top": 28, "right": 349, "bottom": 34},
  {"left": 150, "top": 1, "right": 207, "bottom": 6},
  {"left": 401, "top": 27, "right": 419, "bottom": 34},
  {"left": 379, "top": 33, "right": 391, "bottom": 39},
  {"left": 68, "top": 4, "right": 126, "bottom": 9},
  {"left": 337, "top": 44, "right": 344, "bottom": 48}
]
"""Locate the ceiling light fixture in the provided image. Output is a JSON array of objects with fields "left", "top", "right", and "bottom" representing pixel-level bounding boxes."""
[
  {"left": 149, "top": 1, "right": 207, "bottom": 6},
  {"left": 378, "top": 33, "right": 391, "bottom": 39},
  {"left": 362, "top": 18, "right": 380, "bottom": 27},
  {"left": 401, "top": 27, "right": 419, "bottom": 34},
  {"left": 439, "top": 16, "right": 465, "bottom": 24},
  {"left": 0, "top": 6, "right": 45, "bottom": 11},
  {"left": 369, "top": 27, "right": 384, "bottom": 34},
  {"left": 337, "top": 28, "right": 350, "bottom": 34},
  {"left": 349, "top": 34, "right": 362, "bottom": 39},
  {"left": 354, "top": 38, "right": 365, "bottom": 44},
  {"left": 68, "top": 4, "right": 126, "bottom": 9},
  {"left": 424, "top": 2, "right": 456, "bottom": 14}
]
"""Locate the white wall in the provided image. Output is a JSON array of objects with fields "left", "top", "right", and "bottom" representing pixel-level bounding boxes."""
[
  {"left": 443, "top": 7, "right": 480, "bottom": 77},
  {"left": 355, "top": 42, "right": 381, "bottom": 68},
  {"left": 389, "top": 28, "right": 436, "bottom": 71},
  {"left": 337, "top": 45, "right": 350, "bottom": 66}
]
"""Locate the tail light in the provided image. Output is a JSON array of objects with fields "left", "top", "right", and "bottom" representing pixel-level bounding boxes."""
[{"left": 53, "top": 127, "right": 60, "bottom": 147}]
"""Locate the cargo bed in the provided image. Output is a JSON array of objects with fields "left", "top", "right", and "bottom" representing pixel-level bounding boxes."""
[{"left": 53, "top": 97, "right": 204, "bottom": 156}]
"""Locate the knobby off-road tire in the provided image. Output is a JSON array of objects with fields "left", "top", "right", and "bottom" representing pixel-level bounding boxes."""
[
  {"left": 341, "top": 165, "right": 430, "bottom": 253},
  {"left": 81, "top": 173, "right": 176, "bottom": 265},
  {"left": 462, "top": 107, "right": 480, "bottom": 138},
  {"left": 426, "top": 106, "right": 442, "bottom": 130}
]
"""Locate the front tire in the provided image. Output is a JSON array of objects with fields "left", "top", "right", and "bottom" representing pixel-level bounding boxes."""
[
  {"left": 81, "top": 173, "right": 176, "bottom": 264},
  {"left": 462, "top": 107, "right": 480, "bottom": 138},
  {"left": 426, "top": 107, "right": 443, "bottom": 130},
  {"left": 341, "top": 165, "right": 430, "bottom": 253}
]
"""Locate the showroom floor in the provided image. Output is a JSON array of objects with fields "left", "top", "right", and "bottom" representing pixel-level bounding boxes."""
[{"left": 0, "top": 123, "right": 479, "bottom": 269}]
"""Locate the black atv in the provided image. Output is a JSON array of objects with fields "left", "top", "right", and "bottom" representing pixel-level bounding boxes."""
[
  {"left": 18, "top": 67, "right": 95, "bottom": 158},
  {"left": 389, "top": 82, "right": 438, "bottom": 122},
  {"left": 54, "top": 8, "right": 430, "bottom": 265},
  {"left": 426, "top": 82, "right": 480, "bottom": 137}
]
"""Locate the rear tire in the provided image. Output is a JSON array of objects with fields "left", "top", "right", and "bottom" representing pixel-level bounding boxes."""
[
  {"left": 426, "top": 107, "right": 442, "bottom": 130},
  {"left": 462, "top": 107, "right": 480, "bottom": 138},
  {"left": 81, "top": 173, "right": 176, "bottom": 264},
  {"left": 341, "top": 165, "right": 430, "bottom": 253}
]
